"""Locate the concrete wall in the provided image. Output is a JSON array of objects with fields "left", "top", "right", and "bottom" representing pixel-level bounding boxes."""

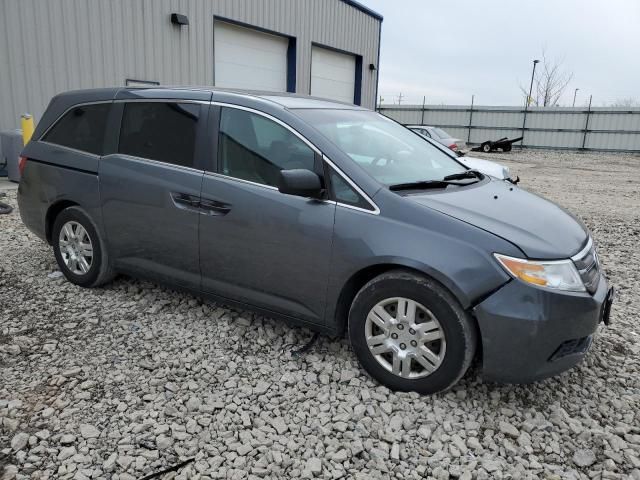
[{"left": 0, "top": 0, "right": 381, "bottom": 130}]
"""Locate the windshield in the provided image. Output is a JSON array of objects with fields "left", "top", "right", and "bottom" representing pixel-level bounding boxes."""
[{"left": 295, "top": 110, "right": 466, "bottom": 186}]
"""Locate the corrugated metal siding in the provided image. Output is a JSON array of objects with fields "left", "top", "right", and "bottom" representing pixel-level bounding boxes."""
[
  {"left": 0, "top": 0, "right": 381, "bottom": 130},
  {"left": 380, "top": 105, "right": 640, "bottom": 152}
]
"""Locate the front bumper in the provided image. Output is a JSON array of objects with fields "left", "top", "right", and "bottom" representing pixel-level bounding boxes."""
[{"left": 473, "top": 275, "right": 611, "bottom": 383}]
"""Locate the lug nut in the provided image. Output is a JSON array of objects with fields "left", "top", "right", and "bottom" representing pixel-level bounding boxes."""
[
  {"left": 397, "top": 324, "right": 404, "bottom": 330},
  {"left": 411, "top": 340, "right": 417, "bottom": 347},
  {"left": 391, "top": 333, "right": 398, "bottom": 339},
  {"left": 400, "top": 343, "right": 406, "bottom": 350},
  {"left": 409, "top": 328, "right": 416, "bottom": 335}
]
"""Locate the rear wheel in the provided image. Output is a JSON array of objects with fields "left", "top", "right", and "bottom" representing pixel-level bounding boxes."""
[
  {"left": 52, "top": 206, "right": 115, "bottom": 288},
  {"left": 348, "top": 270, "right": 476, "bottom": 394}
]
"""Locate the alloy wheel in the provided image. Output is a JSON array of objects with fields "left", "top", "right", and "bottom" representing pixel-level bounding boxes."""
[
  {"left": 365, "top": 297, "right": 446, "bottom": 379},
  {"left": 58, "top": 221, "right": 93, "bottom": 275}
]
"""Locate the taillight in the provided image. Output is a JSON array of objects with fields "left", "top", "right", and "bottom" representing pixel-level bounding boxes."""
[
  {"left": 18, "top": 156, "right": 27, "bottom": 175},
  {"left": 449, "top": 144, "right": 458, "bottom": 151}
]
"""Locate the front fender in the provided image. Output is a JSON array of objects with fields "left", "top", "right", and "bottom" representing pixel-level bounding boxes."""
[{"left": 324, "top": 202, "right": 517, "bottom": 328}]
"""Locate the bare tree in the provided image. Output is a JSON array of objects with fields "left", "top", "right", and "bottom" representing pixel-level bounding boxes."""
[
  {"left": 609, "top": 97, "right": 640, "bottom": 107},
  {"left": 520, "top": 50, "right": 573, "bottom": 106}
]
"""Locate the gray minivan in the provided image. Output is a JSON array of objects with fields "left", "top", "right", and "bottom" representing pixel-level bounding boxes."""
[{"left": 18, "top": 87, "right": 614, "bottom": 394}]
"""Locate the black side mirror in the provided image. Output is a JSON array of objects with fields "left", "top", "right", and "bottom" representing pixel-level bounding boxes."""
[{"left": 278, "top": 169, "right": 324, "bottom": 199}]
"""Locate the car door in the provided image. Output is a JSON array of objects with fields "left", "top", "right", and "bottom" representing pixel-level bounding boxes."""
[
  {"left": 199, "top": 105, "right": 336, "bottom": 324},
  {"left": 99, "top": 100, "right": 207, "bottom": 290}
]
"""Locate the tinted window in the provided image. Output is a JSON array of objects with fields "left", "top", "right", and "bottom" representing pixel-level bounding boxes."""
[
  {"left": 43, "top": 103, "right": 110, "bottom": 155},
  {"left": 118, "top": 102, "right": 199, "bottom": 167},
  {"left": 330, "top": 170, "right": 373, "bottom": 211},
  {"left": 218, "top": 108, "right": 315, "bottom": 187}
]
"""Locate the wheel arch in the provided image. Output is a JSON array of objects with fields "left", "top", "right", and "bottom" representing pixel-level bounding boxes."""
[
  {"left": 45, "top": 200, "right": 79, "bottom": 244},
  {"left": 331, "top": 260, "right": 471, "bottom": 336}
]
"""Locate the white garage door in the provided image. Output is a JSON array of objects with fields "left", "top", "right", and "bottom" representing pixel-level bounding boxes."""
[
  {"left": 310, "top": 46, "right": 356, "bottom": 104},
  {"left": 214, "top": 21, "right": 288, "bottom": 92}
]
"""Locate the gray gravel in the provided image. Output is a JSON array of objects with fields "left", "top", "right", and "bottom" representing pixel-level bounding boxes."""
[{"left": 1, "top": 150, "right": 640, "bottom": 480}]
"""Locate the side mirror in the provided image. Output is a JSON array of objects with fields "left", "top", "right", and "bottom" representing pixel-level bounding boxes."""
[{"left": 278, "top": 169, "right": 324, "bottom": 199}]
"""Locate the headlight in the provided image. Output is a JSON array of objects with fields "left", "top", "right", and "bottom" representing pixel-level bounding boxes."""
[{"left": 494, "top": 254, "right": 585, "bottom": 292}]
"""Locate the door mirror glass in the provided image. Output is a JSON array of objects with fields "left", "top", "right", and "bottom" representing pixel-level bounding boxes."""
[{"left": 278, "top": 169, "right": 323, "bottom": 198}]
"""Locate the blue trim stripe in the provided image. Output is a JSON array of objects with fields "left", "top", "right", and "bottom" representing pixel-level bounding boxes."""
[
  {"left": 341, "top": 0, "right": 383, "bottom": 21},
  {"left": 287, "top": 38, "right": 296, "bottom": 93},
  {"left": 354, "top": 56, "right": 363, "bottom": 105}
]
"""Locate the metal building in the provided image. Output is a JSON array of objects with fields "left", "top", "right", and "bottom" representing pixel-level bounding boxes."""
[{"left": 0, "top": 0, "right": 382, "bottom": 131}]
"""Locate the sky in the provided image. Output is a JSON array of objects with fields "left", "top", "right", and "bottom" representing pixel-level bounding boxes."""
[{"left": 363, "top": 0, "right": 640, "bottom": 106}]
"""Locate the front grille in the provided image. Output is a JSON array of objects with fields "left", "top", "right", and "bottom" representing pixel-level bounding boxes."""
[
  {"left": 572, "top": 239, "right": 600, "bottom": 294},
  {"left": 549, "top": 336, "right": 592, "bottom": 361}
]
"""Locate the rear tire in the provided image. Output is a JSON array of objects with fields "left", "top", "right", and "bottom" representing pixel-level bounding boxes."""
[
  {"left": 348, "top": 270, "right": 476, "bottom": 394},
  {"left": 52, "top": 206, "right": 115, "bottom": 288}
]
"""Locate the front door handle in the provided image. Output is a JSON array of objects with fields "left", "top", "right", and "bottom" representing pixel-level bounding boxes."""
[
  {"left": 200, "top": 198, "right": 231, "bottom": 216},
  {"left": 170, "top": 192, "right": 201, "bottom": 212}
]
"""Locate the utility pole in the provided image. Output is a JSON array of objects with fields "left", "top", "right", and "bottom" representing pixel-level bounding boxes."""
[
  {"left": 521, "top": 59, "right": 540, "bottom": 146},
  {"left": 572, "top": 88, "right": 579, "bottom": 107},
  {"left": 397, "top": 92, "right": 404, "bottom": 105},
  {"left": 420, "top": 96, "right": 426, "bottom": 124}
]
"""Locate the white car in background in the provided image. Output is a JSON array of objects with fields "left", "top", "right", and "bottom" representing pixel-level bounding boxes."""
[
  {"left": 408, "top": 126, "right": 517, "bottom": 183},
  {"left": 407, "top": 125, "right": 466, "bottom": 152}
]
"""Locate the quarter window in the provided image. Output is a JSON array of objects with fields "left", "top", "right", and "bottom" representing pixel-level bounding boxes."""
[
  {"left": 118, "top": 102, "right": 199, "bottom": 168},
  {"left": 330, "top": 169, "right": 374, "bottom": 211},
  {"left": 43, "top": 103, "right": 110, "bottom": 155},
  {"left": 218, "top": 108, "right": 315, "bottom": 187}
]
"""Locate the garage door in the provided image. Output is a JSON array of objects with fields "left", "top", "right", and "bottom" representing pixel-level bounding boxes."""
[
  {"left": 214, "top": 21, "right": 288, "bottom": 92},
  {"left": 310, "top": 46, "right": 356, "bottom": 104}
]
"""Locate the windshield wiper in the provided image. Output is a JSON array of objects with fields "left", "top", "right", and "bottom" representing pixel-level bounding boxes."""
[
  {"left": 389, "top": 178, "right": 477, "bottom": 191},
  {"left": 443, "top": 169, "right": 483, "bottom": 181}
]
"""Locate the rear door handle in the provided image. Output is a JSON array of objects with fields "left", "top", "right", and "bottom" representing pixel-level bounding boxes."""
[{"left": 200, "top": 198, "right": 231, "bottom": 216}]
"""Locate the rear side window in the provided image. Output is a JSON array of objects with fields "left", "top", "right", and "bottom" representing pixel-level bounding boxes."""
[
  {"left": 43, "top": 103, "right": 110, "bottom": 155},
  {"left": 118, "top": 102, "right": 199, "bottom": 168}
]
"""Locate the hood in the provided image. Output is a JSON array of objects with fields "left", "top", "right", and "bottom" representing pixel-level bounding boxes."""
[{"left": 408, "top": 178, "right": 588, "bottom": 259}]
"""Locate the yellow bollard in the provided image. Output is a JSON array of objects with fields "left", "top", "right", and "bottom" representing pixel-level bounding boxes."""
[{"left": 21, "top": 114, "right": 35, "bottom": 145}]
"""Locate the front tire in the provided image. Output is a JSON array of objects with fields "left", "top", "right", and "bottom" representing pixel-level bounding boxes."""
[
  {"left": 52, "top": 206, "right": 114, "bottom": 288},
  {"left": 348, "top": 270, "right": 476, "bottom": 394}
]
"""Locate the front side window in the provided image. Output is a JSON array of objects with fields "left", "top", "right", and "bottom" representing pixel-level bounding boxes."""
[
  {"left": 118, "top": 102, "right": 199, "bottom": 167},
  {"left": 296, "top": 109, "right": 465, "bottom": 186},
  {"left": 218, "top": 107, "right": 315, "bottom": 187},
  {"left": 43, "top": 103, "right": 110, "bottom": 155}
]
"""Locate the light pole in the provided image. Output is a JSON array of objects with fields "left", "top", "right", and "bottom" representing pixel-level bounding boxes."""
[
  {"left": 573, "top": 88, "right": 579, "bottom": 107},
  {"left": 527, "top": 59, "right": 540, "bottom": 107},
  {"left": 521, "top": 59, "right": 540, "bottom": 146}
]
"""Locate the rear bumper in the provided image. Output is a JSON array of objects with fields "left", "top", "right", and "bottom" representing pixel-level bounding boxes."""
[{"left": 473, "top": 275, "right": 611, "bottom": 383}]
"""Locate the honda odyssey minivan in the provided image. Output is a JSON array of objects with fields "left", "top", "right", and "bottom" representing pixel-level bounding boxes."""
[{"left": 18, "top": 87, "right": 614, "bottom": 394}]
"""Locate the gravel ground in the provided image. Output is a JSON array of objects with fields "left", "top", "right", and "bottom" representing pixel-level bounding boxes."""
[{"left": 1, "top": 150, "right": 639, "bottom": 480}]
